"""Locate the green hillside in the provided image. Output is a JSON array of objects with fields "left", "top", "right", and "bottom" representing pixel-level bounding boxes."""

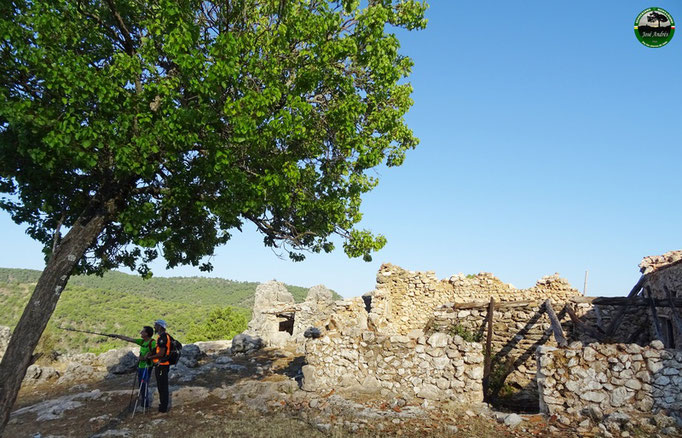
[{"left": 0, "top": 268, "right": 340, "bottom": 356}]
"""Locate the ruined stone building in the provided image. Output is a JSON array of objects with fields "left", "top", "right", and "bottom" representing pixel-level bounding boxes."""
[{"left": 241, "top": 250, "right": 682, "bottom": 429}]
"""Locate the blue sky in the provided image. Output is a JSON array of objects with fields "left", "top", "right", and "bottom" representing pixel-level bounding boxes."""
[{"left": 1, "top": 1, "right": 681, "bottom": 298}]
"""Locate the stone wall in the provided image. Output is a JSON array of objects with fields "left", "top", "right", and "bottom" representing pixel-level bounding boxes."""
[
  {"left": 572, "top": 302, "right": 653, "bottom": 345},
  {"left": 302, "top": 331, "right": 484, "bottom": 405},
  {"left": 537, "top": 341, "right": 682, "bottom": 425},
  {"left": 368, "top": 264, "right": 581, "bottom": 336}
]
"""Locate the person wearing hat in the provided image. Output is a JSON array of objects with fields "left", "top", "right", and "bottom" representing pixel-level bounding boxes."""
[{"left": 144, "top": 319, "right": 171, "bottom": 413}]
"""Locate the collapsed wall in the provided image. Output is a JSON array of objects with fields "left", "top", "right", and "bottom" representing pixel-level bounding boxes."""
[
  {"left": 537, "top": 341, "right": 682, "bottom": 425},
  {"left": 360, "top": 264, "right": 584, "bottom": 405},
  {"left": 368, "top": 264, "right": 580, "bottom": 336},
  {"left": 244, "top": 281, "right": 335, "bottom": 349}
]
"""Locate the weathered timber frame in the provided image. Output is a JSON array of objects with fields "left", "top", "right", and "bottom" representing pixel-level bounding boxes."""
[
  {"left": 644, "top": 286, "right": 665, "bottom": 342},
  {"left": 482, "top": 298, "right": 495, "bottom": 394},
  {"left": 664, "top": 286, "right": 682, "bottom": 336},
  {"left": 544, "top": 299, "right": 568, "bottom": 347}
]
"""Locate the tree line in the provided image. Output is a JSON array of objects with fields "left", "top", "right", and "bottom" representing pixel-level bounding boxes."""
[{"left": 0, "top": 267, "right": 336, "bottom": 358}]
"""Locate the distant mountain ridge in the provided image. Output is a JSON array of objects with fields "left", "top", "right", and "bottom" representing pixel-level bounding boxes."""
[{"left": 0, "top": 267, "right": 340, "bottom": 355}]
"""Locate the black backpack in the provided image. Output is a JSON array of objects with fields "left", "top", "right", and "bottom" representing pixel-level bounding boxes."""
[{"left": 162, "top": 333, "right": 182, "bottom": 365}]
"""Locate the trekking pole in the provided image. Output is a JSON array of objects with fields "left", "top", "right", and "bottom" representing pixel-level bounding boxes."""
[
  {"left": 142, "top": 367, "right": 151, "bottom": 415},
  {"left": 57, "top": 326, "right": 117, "bottom": 338},
  {"left": 128, "top": 363, "right": 140, "bottom": 413},
  {"left": 132, "top": 367, "right": 150, "bottom": 418},
  {"left": 132, "top": 376, "right": 140, "bottom": 419}
]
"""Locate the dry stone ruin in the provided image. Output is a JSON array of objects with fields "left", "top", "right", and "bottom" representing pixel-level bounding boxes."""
[
  {"left": 242, "top": 251, "right": 682, "bottom": 432},
  {"left": 7, "top": 250, "right": 681, "bottom": 434},
  {"left": 233, "top": 281, "right": 336, "bottom": 354}
]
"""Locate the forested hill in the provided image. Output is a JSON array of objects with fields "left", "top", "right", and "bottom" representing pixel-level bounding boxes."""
[
  {"left": 0, "top": 268, "right": 335, "bottom": 307},
  {"left": 0, "top": 267, "right": 341, "bottom": 355}
]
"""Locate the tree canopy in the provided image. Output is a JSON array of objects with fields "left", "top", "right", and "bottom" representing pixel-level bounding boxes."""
[
  {"left": 0, "top": 2, "right": 427, "bottom": 428},
  {"left": 0, "top": 0, "right": 427, "bottom": 274}
]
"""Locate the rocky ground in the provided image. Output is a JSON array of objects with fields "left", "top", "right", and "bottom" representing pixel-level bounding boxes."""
[{"left": 6, "top": 343, "right": 681, "bottom": 438}]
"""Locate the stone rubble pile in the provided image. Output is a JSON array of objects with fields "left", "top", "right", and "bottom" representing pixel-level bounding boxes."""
[
  {"left": 640, "top": 250, "right": 682, "bottom": 274},
  {"left": 15, "top": 346, "right": 139, "bottom": 386},
  {"left": 367, "top": 264, "right": 580, "bottom": 336}
]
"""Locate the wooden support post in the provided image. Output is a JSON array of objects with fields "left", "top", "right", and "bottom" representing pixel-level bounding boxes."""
[
  {"left": 644, "top": 286, "right": 664, "bottom": 342},
  {"left": 544, "top": 299, "right": 568, "bottom": 347},
  {"left": 482, "top": 297, "right": 495, "bottom": 393},
  {"left": 605, "top": 275, "right": 646, "bottom": 337},
  {"left": 664, "top": 286, "right": 682, "bottom": 341}
]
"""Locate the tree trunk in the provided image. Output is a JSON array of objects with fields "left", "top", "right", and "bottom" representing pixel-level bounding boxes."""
[{"left": 0, "top": 209, "right": 110, "bottom": 435}]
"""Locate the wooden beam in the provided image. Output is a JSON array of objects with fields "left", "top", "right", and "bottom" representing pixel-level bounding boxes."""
[
  {"left": 605, "top": 275, "right": 646, "bottom": 337},
  {"left": 570, "top": 296, "right": 682, "bottom": 307},
  {"left": 261, "top": 309, "right": 297, "bottom": 315},
  {"left": 564, "top": 304, "right": 604, "bottom": 340},
  {"left": 482, "top": 297, "right": 495, "bottom": 393},
  {"left": 452, "top": 300, "right": 536, "bottom": 310},
  {"left": 664, "top": 286, "right": 682, "bottom": 343},
  {"left": 644, "top": 286, "right": 664, "bottom": 342},
  {"left": 544, "top": 299, "right": 568, "bottom": 347}
]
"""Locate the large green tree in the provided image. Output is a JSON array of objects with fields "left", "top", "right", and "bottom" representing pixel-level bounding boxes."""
[{"left": 0, "top": 0, "right": 427, "bottom": 430}]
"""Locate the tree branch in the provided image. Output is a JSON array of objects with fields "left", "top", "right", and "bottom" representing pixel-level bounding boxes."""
[
  {"left": 104, "top": 0, "right": 135, "bottom": 56},
  {"left": 76, "top": 1, "right": 104, "bottom": 26}
]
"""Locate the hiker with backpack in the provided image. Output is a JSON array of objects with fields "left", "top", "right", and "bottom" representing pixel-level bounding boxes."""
[
  {"left": 110, "top": 326, "right": 156, "bottom": 409},
  {"left": 143, "top": 319, "right": 180, "bottom": 413}
]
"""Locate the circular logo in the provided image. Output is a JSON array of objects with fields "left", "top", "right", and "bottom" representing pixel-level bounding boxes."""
[{"left": 634, "top": 8, "right": 675, "bottom": 48}]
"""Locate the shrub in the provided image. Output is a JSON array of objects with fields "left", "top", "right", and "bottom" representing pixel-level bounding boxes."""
[
  {"left": 185, "top": 307, "right": 248, "bottom": 343},
  {"left": 449, "top": 324, "right": 482, "bottom": 342}
]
